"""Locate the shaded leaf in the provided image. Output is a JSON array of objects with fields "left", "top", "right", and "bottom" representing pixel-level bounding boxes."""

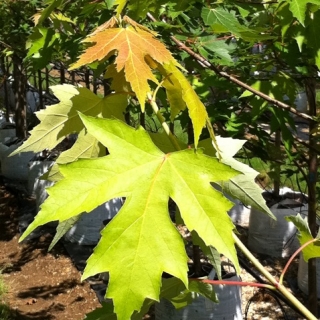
[
  {"left": 11, "top": 85, "right": 127, "bottom": 155},
  {"left": 192, "top": 230, "right": 222, "bottom": 280},
  {"left": 149, "top": 131, "right": 187, "bottom": 153},
  {"left": 36, "top": 0, "right": 63, "bottom": 25},
  {"left": 288, "top": 0, "right": 320, "bottom": 26},
  {"left": 197, "top": 36, "right": 235, "bottom": 64},
  {"left": 201, "top": 7, "right": 275, "bottom": 41},
  {"left": 85, "top": 302, "right": 117, "bottom": 320},
  {"left": 48, "top": 214, "right": 83, "bottom": 251},
  {"left": 214, "top": 137, "right": 274, "bottom": 218},
  {"left": 306, "top": 10, "right": 320, "bottom": 69},
  {"left": 286, "top": 214, "right": 320, "bottom": 261},
  {"left": 160, "top": 276, "right": 217, "bottom": 310},
  {"left": 57, "top": 131, "right": 105, "bottom": 164},
  {"left": 289, "top": 0, "right": 308, "bottom": 26}
]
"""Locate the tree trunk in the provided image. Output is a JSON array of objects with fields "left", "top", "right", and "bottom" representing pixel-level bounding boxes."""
[
  {"left": 0, "top": 55, "right": 10, "bottom": 122},
  {"left": 60, "top": 63, "right": 65, "bottom": 84},
  {"left": 13, "top": 55, "right": 26, "bottom": 139},
  {"left": 38, "top": 69, "right": 43, "bottom": 110},
  {"left": 305, "top": 77, "right": 318, "bottom": 317},
  {"left": 85, "top": 68, "right": 90, "bottom": 89},
  {"left": 45, "top": 67, "right": 50, "bottom": 93},
  {"left": 273, "top": 130, "right": 281, "bottom": 198}
]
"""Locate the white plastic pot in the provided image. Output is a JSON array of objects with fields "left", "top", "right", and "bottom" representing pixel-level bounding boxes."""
[
  {"left": 0, "top": 128, "right": 16, "bottom": 144},
  {"left": 155, "top": 271, "right": 242, "bottom": 320},
  {"left": 64, "top": 198, "right": 123, "bottom": 245},
  {"left": 297, "top": 255, "right": 320, "bottom": 297},
  {"left": 228, "top": 199, "right": 251, "bottom": 228},
  {"left": 294, "top": 91, "right": 308, "bottom": 114},
  {"left": 0, "top": 142, "right": 36, "bottom": 181},
  {"left": 248, "top": 188, "right": 307, "bottom": 258},
  {"left": 28, "top": 160, "right": 54, "bottom": 211},
  {"left": 221, "top": 191, "right": 250, "bottom": 228}
]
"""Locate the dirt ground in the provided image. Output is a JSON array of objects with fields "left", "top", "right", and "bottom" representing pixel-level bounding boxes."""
[
  {"left": 0, "top": 175, "right": 316, "bottom": 320},
  {"left": 0, "top": 180, "right": 101, "bottom": 320}
]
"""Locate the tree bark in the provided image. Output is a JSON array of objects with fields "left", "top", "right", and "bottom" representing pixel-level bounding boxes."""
[
  {"left": 38, "top": 69, "right": 43, "bottom": 110},
  {"left": 13, "top": 55, "right": 26, "bottom": 139},
  {"left": 305, "top": 77, "right": 318, "bottom": 317}
]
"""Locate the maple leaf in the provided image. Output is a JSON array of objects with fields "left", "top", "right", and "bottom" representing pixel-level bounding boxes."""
[
  {"left": 213, "top": 137, "right": 274, "bottom": 218},
  {"left": 70, "top": 24, "right": 176, "bottom": 110},
  {"left": 20, "top": 116, "right": 239, "bottom": 319},
  {"left": 11, "top": 84, "right": 127, "bottom": 155},
  {"left": 161, "top": 62, "right": 209, "bottom": 147},
  {"left": 287, "top": 214, "right": 320, "bottom": 261},
  {"left": 89, "top": 16, "right": 119, "bottom": 36},
  {"left": 105, "top": 63, "right": 131, "bottom": 93},
  {"left": 44, "top": 130, "right": 105, "bottom": 182}
]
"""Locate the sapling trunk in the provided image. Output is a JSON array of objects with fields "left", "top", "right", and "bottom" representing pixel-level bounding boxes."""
[
  {"left": 60, "top": 63, "right": 65, "bottom": 84},
  {"left": 103, "top": 79, "right": 109, "bottom": 97},
  {"left": 85, "top": 68, "right": 90, "bottom": 89},
  {"left": 71, "top": 71, "right": 75, "bottom": 85},
  {"left": 273, "top": 129, "right": 281, "bottom": 198},
  {"left": 305, "top": 77, "right": 318, "bottom": 317},
  {"left": 33, "top": 71, "right": 37, "bottom": 88},
  {"left": 37, "top": 69, "right": 43, "bottom": 111},
  {"left": 13, "top": 54, "right": 27, "bottom": 139},
  {"left": 140, "top": 111, "right": 145, "bottom": 128},
  {"left": 192, "top": 245, "right": 202, "bottom": 277},
  {"left": 4, "top": 75, "right": 9, "bottom": 122},
  {"left": 45, "top": 67, "right": 50, "bottom": 93},
  {"left": 0, "top": 56, "right": 10, "bottom": 122}
]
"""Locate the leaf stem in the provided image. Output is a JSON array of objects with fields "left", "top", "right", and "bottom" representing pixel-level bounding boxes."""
[
  {"left": 147, "top": 92, "right": 181, "bottom": 151},
  {"left": 190, "top": 278, "right": 276, "bottom": 290},
  {"left": 206, "top": 118, "right": 221, "bottom": 160},
  {"left": 146, "top": 13, "right": 315, "bottom": 123},
  {"left": 233, "top": 233, "right": 317, "bottom": 320},
  {"left": 279, "top": 238, "right": 318, "bottom": 285}
]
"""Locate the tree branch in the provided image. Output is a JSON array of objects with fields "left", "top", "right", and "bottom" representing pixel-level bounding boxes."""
[{"left": 147, "top": 13, "right": 315, "bottom": 123}]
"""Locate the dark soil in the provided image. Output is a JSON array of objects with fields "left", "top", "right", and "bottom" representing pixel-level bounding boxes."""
[{"left": 0, "top": 180, "right": 101, "bottom": 320}]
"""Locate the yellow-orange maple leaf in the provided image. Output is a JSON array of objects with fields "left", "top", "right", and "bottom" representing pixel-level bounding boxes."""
[{"left": 70, "top": 26, "right": 175, "bottom": 110}]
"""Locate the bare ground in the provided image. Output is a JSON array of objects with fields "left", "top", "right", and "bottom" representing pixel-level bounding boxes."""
[{"left": 0, "top": 181, "right": 100, "bottom": 320}]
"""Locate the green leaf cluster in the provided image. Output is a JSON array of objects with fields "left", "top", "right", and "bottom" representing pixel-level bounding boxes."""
[{"left": 4, "top": 0, "right": 320, "bottom": 319}]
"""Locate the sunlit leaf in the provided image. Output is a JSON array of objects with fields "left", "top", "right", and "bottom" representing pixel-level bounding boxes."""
[
  {"left": 21, "top": 116, "right": 239, "bottom": 319},
  {"left": 70, "top": 21, "right": 177, "bottom": 110}
]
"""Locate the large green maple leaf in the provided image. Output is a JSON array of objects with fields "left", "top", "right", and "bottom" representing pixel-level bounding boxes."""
[{"left": 20, "top": 116, "right": 238, "bottom": 319}]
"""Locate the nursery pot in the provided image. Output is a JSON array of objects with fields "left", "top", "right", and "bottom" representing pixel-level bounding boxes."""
[
  {"left": 297, "top": 255, "right": 320, "bottom": 298},
  {"left": 228, "top": 199, "right": 251, "bottom": 228},
  {"left": 219, "top": 189, "right": 250, "bottom": 228},
  {"left": 248, "top": 189, "right": 307, "bottom": 258},
  {"left": 28, "top": 160, "right": 55, "bottom": 211},
  {"left": 155, "top": 268, "right": 242, "bottom": 320},
  {"left": 0, "top": 128, "right": 16, "bottom": 144},
  {"left": 0, "top": 142, "right": 36, "bottom": 181},
  {"left": 64, "top": 198, "right": 123, "bottom": 245}
]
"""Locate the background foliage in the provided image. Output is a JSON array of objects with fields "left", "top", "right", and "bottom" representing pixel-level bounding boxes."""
[{"left": 1, "top": 0, "right": 320, "bottom": 319}]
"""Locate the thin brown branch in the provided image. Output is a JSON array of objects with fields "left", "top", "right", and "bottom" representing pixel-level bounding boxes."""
[{"left": 147, "top": 12, "right": 315, "bottom": 123}]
